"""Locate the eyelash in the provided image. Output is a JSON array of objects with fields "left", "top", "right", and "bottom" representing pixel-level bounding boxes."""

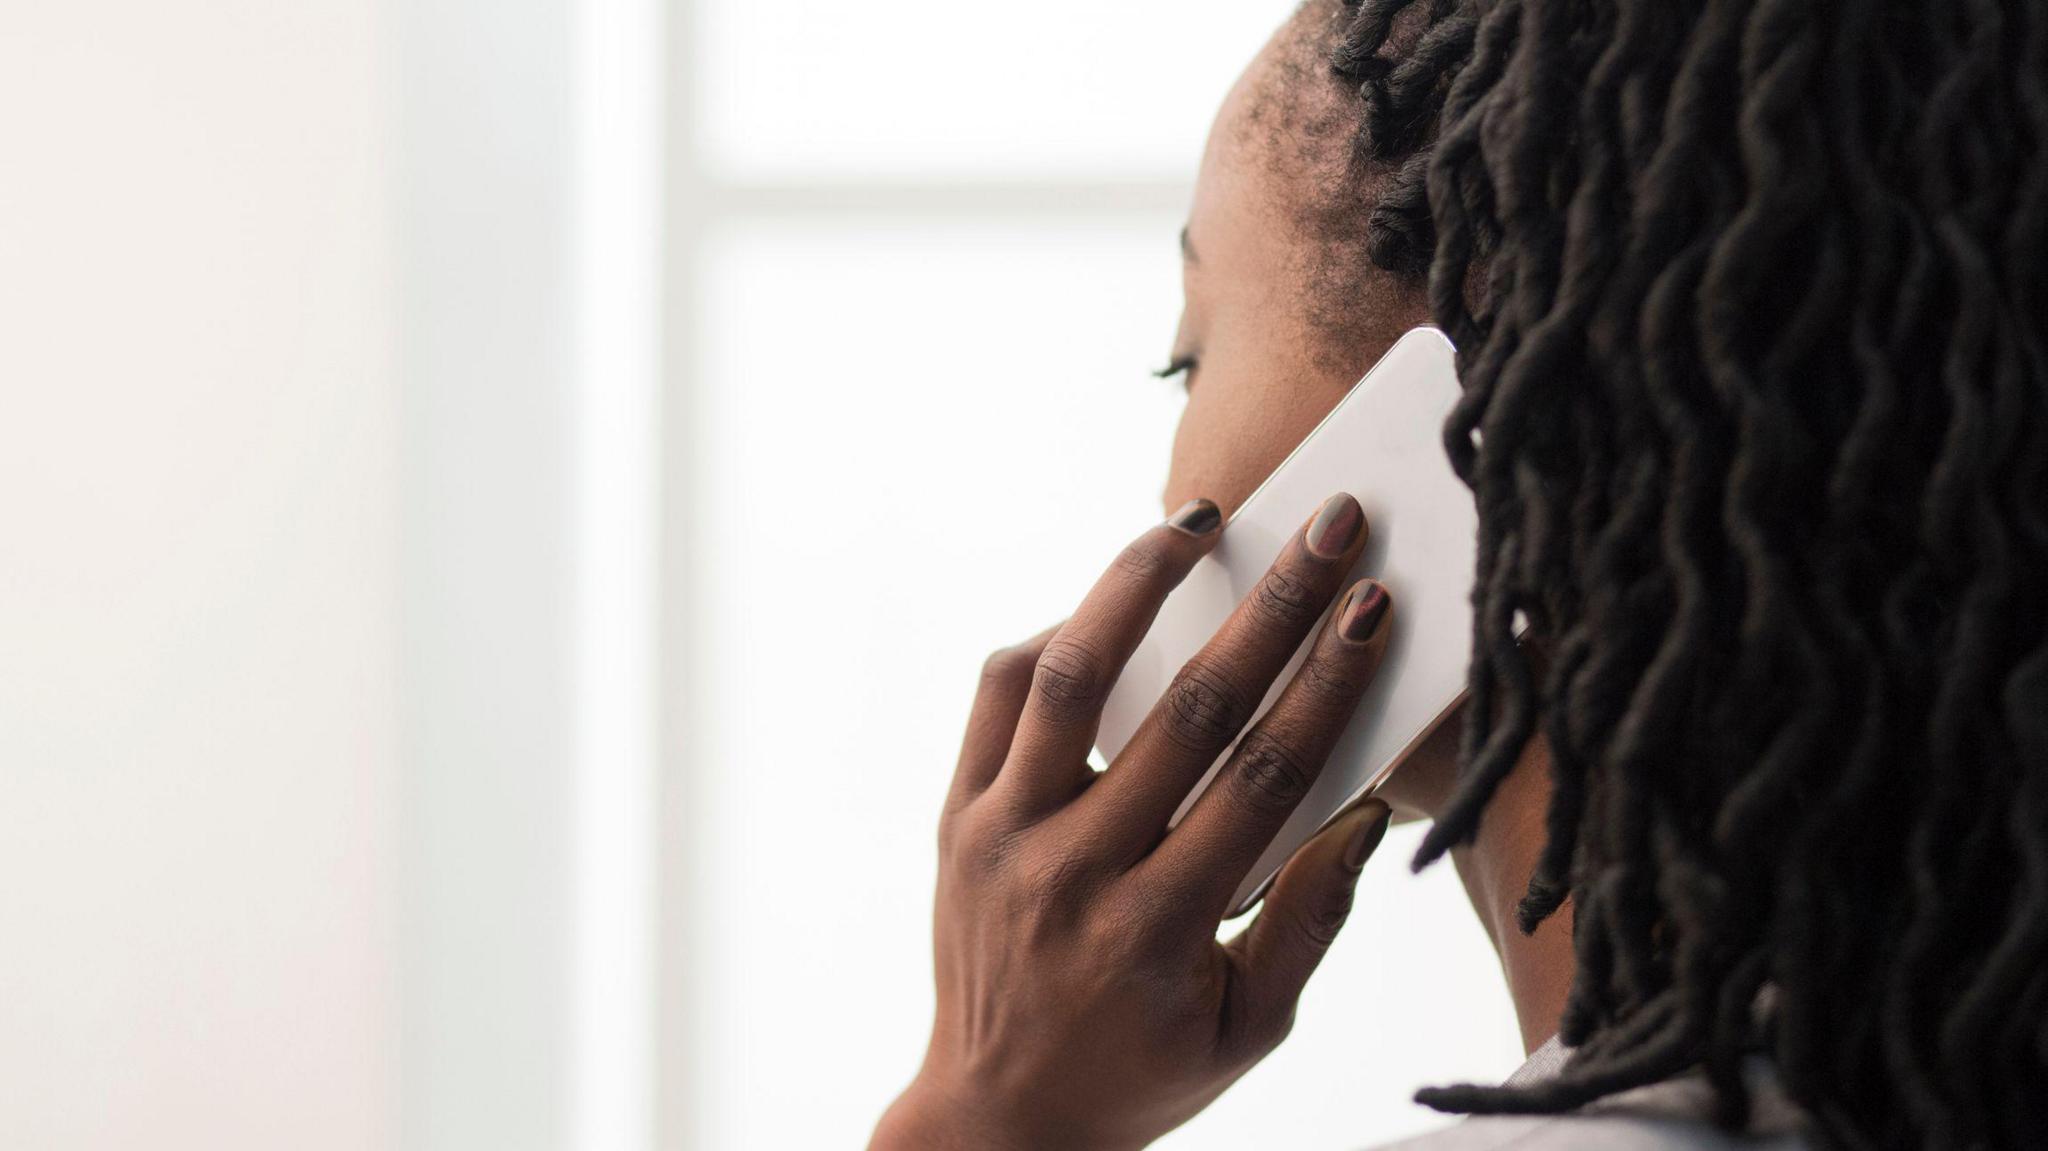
[{"left": 1154, "top": 356, "right": 1198, "bottom": 382}]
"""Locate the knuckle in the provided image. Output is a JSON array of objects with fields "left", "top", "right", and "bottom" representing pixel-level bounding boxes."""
[
  {"left": 1159, "top": 660, "right": 1251, "bottom": 752},
  {"left": 1230, "top": 730, "right": 1320, "bottom": 813},
  {"left": 947, "top": 807, "right": 1016, "bottom": 876},
  {"left": 1010, "top": 841, "right": 1101, "bottom": 919},
  {"left": 979, "top": 644, "right": 1037, "bottom": 692},
  {"left": 1032, "top": 636, "right": 1108, "bottom": 717},
  {"left": 1295, "top": 650, "right": 1368, "bottom": 707},
  {"left": 1300, "top": 884, "right": 1357, "bottom": 947},
  {"left": 1082, "top": 888, "right": 1155, "bottom": 960},
  {"left": 1110, "top": 538, "right": 1174, "bottom": 586},
  {"left": 1248, "top": 566, "right": 1326, "bottom": 632},
  {"left": 1115, "top": 875, "right": 1193, "bottom": 952}
]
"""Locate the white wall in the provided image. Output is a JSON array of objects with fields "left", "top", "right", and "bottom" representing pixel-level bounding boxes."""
[
  {"left": 0, "top": 2, "right": 398, "bottom": 1148},
  {"left": 0, "top": 1, "right": 660, "bottom": 1147}
]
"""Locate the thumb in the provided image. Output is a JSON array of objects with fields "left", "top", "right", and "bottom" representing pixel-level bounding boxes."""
[{"left": 1225, "top": 799, "right": 1392, "bottom": 1050}]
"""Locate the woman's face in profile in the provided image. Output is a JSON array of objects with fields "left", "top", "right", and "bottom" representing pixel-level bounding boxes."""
[{"left": 1160, "top": 10, "right": 1430, "bottom": 519}]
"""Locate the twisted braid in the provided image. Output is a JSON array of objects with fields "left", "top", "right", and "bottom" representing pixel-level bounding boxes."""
[{"left": 1319, "top": 1, "right": 2048, "bottom": 1146}]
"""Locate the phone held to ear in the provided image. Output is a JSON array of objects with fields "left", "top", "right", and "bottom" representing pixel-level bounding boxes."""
[{"left": 1095, "top": 326, "right": 1475, "bottom": 918}]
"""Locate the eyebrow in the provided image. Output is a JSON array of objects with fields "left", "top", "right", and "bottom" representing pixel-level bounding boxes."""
[{"left": 1179, "top": 226, "right": 1198, "bottom": 266}]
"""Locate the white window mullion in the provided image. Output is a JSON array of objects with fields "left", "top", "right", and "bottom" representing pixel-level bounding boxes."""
[{"left": 570, "top": 0, "right": 663, "bottom": 1146}]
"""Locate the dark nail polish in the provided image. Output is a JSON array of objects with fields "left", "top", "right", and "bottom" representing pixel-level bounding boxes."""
[
  {"left": 1338, "top": 581, "right": 1390, "bottom": 644},
  {"left": 1343, "top": 801, "right": 1393, "bottom": 872},
  {"left": 1168, "top": 499, "right": 1222, "bottom": 536},
  {"left": 1306, "top": 493, "right": 1364, "bottom": 559}
]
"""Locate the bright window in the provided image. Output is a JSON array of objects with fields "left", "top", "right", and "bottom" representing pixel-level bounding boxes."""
[{"left": 697, "top": 1, "right": 1304, "bottom": 180}]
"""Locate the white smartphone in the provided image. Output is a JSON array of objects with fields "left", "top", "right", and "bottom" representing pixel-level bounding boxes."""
[{"left": 1095, "top": 326, "right": 1476, "bottom": 918}]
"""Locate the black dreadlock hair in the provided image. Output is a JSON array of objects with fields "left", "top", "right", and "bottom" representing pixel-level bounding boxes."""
[{"left": 1317, "top": 1, "right": 2048, "bottom": 1148}]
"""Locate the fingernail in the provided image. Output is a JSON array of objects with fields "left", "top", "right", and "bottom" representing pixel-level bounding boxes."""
[
  {"left": 1343, "top": 801, "right": 1393, "bottom": 873},
  {"left": 1337, "top": 580, "right": 1390, "bottom": 644},
  {"left": 1167, "top": 498, "right": 1222, "bottom": 536},
  {"left": 1305, "top": 493, "right": 1364, "bottom": 559}
]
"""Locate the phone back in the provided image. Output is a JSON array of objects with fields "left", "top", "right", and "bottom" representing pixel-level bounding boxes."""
[{"left": 1095, "top": 326, "right": 1474, "bottom": 916}]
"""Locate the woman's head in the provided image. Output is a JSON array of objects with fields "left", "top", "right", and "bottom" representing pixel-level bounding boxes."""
[
  {"left": 1160, "top": 2, "right": 1434, "bottom": 518},
  {"left": 1179, "top": 1, "right": 2048, "bottom": 1147}
]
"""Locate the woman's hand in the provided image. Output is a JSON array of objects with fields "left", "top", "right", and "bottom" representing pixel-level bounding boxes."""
[{"left": 872, "top": 494, "right": 1398, "bottom": 1151}]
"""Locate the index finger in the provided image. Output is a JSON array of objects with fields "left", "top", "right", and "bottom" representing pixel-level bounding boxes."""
[{"left": 989, "top": 499, "right": 1223, "bottom": 817}]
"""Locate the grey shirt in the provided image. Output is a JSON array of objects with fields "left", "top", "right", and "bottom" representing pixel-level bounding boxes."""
[{"left": 1370, "top": 1038, "right": 1812, "bottom": 1150}]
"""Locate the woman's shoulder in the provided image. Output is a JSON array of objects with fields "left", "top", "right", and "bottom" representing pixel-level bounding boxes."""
[
  {"left": 1368, "top": 1100, "right": 1808, "bottom": 1151},
  {"left": 1368, "top": 1041, "right": 1811, "bottom": 1151}
]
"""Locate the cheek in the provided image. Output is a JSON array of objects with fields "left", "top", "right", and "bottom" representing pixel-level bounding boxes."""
[{"left": 1160, "top": 363, "right": 1353, "bottom": 517}]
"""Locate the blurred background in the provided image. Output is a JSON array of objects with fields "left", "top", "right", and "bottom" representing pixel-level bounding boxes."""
[{"left": 0, "top": 0, "right": 1522, "bottom": 1147}]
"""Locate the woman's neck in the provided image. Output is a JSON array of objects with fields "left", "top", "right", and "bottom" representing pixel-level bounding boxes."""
[{"left": 1447, "top": 734, "right": 1576, "bottom": 1055}]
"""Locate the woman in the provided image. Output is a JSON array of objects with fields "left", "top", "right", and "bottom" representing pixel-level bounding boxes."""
[{"left": 873, "top": 0, "right": 2048, "bottom": 1148}]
